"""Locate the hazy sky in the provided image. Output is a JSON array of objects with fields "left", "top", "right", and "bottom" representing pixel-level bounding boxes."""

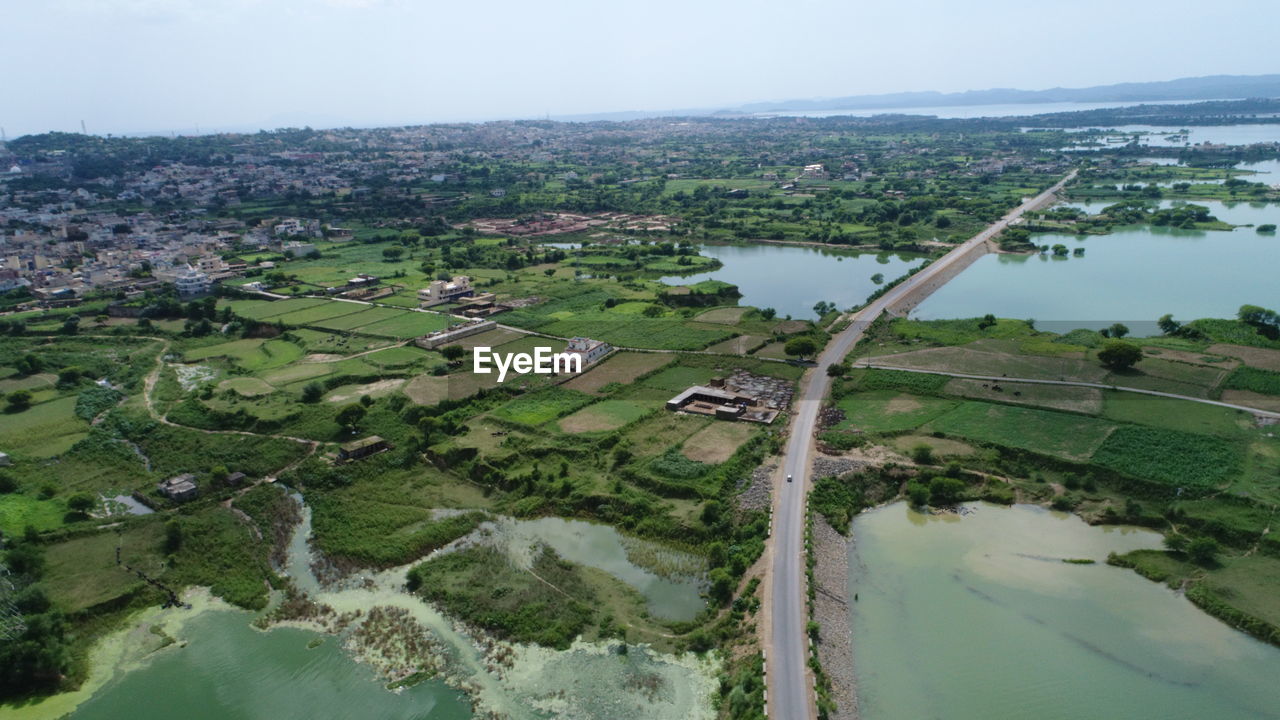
[{"left": 3, "top": 0, "right": 1278, "bottom": 137}]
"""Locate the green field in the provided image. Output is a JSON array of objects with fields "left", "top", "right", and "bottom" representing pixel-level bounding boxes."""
[
  {"left": 490, "top": 388, "right": 596, "bottom": 426},
  {"left": 835, "top": 390, "right": 958, "bottom": 433},
  {"left": 0, "top": 395, "right": 89, "bottom": 458},
  {"left": 1091, "top": 425, "right": 1243, "bottom": 490},
  {"left": 927, "top": 401, "right": 1116, "bottom": 461},
  {"left": 558, "top": 400, "right": 651, "bottom": 433}
]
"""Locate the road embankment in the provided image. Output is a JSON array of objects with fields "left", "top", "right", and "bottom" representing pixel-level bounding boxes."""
[{"left": 812, "top": 515, "right": 859, "bottom": 720}]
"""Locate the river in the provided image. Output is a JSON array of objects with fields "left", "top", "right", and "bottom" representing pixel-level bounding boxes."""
[
  {"left": 660, "top": 243, "right": 925, "bottom": 319},
  {"left": 849, "top": 502, "right": 1280, "bottom": 720},
  {"left": 912, "top": 199, "right": 1280, "bottom": 335}
]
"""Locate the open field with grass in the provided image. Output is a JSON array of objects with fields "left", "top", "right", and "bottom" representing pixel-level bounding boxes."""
[
  {"left": 835, "top": 390, "right": 958, "bottom": 433},
  {"left": 557, "top": 400, "right": 651, "bottom": 434},
  {"left": 681, "top": 422, "right": 758, "bottom": 463},
  {"left": 927, "top": 401, "right": 1116, "bottom": 461},
  {"left": 491, "top": 388, "right": 596, "bottom": 426}
]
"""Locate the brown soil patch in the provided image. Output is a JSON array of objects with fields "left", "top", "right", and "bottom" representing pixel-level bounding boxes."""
[
  {"left": 450, "top": 327, "right": 524, "bottom": 351},
  {"left": 681, "top": 422, "right": 756, "bottom": 463},
  {"left": 1209, "top": 344, "right": 1280, "bottom": 372},
  {"left": 326, "top": 378, "right": 405, "bottom": 403},
  {"left": 1220, "top": 389, "right": 1280, "bottom": 413},
  {"left": 558, "top": 405, "right": 632, "bottom": 434},
  {"left": 773, "top": 320, "right": 809, "bottom": 334},
  {"left": 562, "top": 352, "right": 673, "bottom": 394},
  {"left": 303, "top": 353, "right": 344, "bottom": 363},
  {"left": 696, "top": 307, "right": 748, "bottom": 324},
  {"left": 706, "top": 335, "right": 767, "bottom": 355},
  {"left": 1144, "top": 347, "right": 1239, "bottom": 369}
]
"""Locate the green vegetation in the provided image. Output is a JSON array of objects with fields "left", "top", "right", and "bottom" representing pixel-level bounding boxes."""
[{"left": 1091, "top": 426, "right": 1242, "bottom": 490}]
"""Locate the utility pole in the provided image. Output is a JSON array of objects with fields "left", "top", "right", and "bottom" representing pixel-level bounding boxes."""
[{"left": 81, "top": 119, "right": 87, "bottom": 135}]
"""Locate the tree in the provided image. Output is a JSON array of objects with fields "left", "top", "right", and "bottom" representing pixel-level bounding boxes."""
[
  {"left": 67, "top": 493, "right": 95, "bottom": 514},
  {"left": 1097, "top": 340, "right": 1142, "bottom": 370},
  {"left": 6, "top": 390, "right": 33, "bottom": 412},
  {"left": 1107, "top": 323, "right": 1129, "bottom": 339},
  {"left": 978, "top": 313, "right": 997, "bottom": 329},
  {"left": 301, "top": 382, "right": 323, "bottom": 403},
  {"left": 708, "top": 567, "right": 734, "bottom": 605},
  {"left": 165, "top": 519, "right": 183, "bottom": 553},
  {"left": 759, "top": 307, "right": 777, "bottom": 320},
  {"left": 1238, "top": 304, "right": 1280, "bottom": 340},
  {"left": 1163, "top": 533, "right": 1189, "bottom": 554},
  {"left": 210, "top": 465, "right": 228, "bottom": 484},
  {"left": 1157, "top": 314, "right": 1182, "bottom": 336},
  {"left": 906, "top": 482, "right": 930, "bottom": 507},
  {"left": 910, "top": 444, "right": 934, "bottom": 465},
  {"left": 928, "top": 476, "right": 966, "bottom": 506},
  {"left": 336, "top": 403, "right": 366, "bottom": 431},
  {"left": 1187, "top": 536, "right": 1220, "bottom": 565},
  {"left": 441, "top": 345, "right": 466, "bottom": 363},
  {"left": 784, "top": 337, "right": 817, "bottom": 360},
  {"left": 382, "top": 247, "right": 405, "bottom": 261}
]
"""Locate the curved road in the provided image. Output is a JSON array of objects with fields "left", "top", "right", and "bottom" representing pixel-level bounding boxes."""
[{"left": 766, "top": 171, "right": 1077, "bottom": 720}]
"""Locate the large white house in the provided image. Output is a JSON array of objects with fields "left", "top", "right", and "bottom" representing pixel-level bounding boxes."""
[
  {"left": 418, "top": 275, "right": 474, "bottom": 306},
  {"left": 566, "top": 337, "right": 611, "bottom": 365},
  {"left": 174, "top": 266, "right": 211, "bottom": 296}
]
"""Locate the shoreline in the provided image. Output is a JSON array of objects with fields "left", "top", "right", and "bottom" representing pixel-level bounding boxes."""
[{"left": 811, "top": 515, "right": 859, "bottom": 720}]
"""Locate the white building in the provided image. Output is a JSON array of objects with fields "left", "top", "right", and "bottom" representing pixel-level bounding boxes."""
[
  {"left": 174, "top": 267, "right": 211, "bottom": 296},
  {"left": 418, "top": 275, "right": 473, "bottom": 306},
  {"left": 281, "top": 241, "right": 316, "bottom": 258},
  {"left": 566, "top": 337, "right": 611, "bottom": 366}
]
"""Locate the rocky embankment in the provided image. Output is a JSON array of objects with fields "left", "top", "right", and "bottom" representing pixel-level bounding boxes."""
[{"left": 812, "top": 516, "right": 858, "bottom": 720}]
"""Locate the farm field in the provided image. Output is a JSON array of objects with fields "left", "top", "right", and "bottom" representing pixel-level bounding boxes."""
[
  {"left": 926, "top": 401, "right": 1116, "bottom": 461},
  {"left": 558, "top": 399, "right": 652, "bottom": 433},
  {"left": 563, "top": 352, "right": 674, "bottom": 394},
  {"left": 835, "top": 390, "right": 958, "bottom": 433},
  {"left": 681, "top": 422, "right": 758, "bottom": 463}
]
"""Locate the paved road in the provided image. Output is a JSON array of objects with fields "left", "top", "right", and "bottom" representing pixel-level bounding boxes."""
[
  {"left": 765, "top": 171, "right": 1076, "bottom": 720},
  {"left": 857, "top": 362, "right": 1280, "bottom": 419}
]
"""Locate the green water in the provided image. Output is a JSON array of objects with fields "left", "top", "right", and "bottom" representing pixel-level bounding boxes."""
[
  {"left": 914, "top": 199, "right": 1280, "bottom": 335},
  {"left": 849, "top": 502, "right": 1280, "bottom": 720},
  {"left": 660, "top": 244, "right": 925, "bottom": 319},
  {"left": 490, "top": 516, "right": 708, "bottom": 622},
  {"left": 70, "top": 610, "right": 471, "bottom": 720}
]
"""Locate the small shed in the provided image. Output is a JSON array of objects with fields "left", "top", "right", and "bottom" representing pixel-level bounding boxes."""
[{"left": 339, "top": 436, "right": 389, "bottom": 461}]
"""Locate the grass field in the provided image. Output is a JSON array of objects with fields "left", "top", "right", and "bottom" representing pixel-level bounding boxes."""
[
  {"left": 1091, "top": 425, "right": 1243, "bottom": 489},
  {"left": 184, "top": 338, "right": 304, "bottom": 371},
  {"left": 491, "top": 388, "right": 595, "bottom": 426},
  {"left": 42, "top": 521, "right": 167, "bottom": 611},
  {"left": 835, "top": 390, "right": 958, "bottom": 433},
  {"left": 218, "top": 377, "right": 275, "bottom": 396},
  {"left": 0, "top": 395, "right": 89, "bottom": 458},
  {"left": 558, "top": 400, "right": 651, "bottom": 433},
  {"left": 0, "top": 493, "right": 68, "bottom": 536},
  {"left": 309, "top": 306, "right": 404, "bottom": 330},
  {"left": 927, "top": 401, "right": 1116, "bottom": 461},
  {"left": 1101, "top": 393, "right": 1250, "bottom": 438},
  {"left": 943, "top": 378, "right": 1103, "bottom": 414},
  {"left": 681, "top": 422, "right": 756, "bottom": 463},
  {"left": 640, "top": 365, "right": 721, "bottom": 392}
]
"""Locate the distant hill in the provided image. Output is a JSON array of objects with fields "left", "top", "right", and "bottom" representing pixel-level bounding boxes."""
[{"left": 732, "top": 74, "right": 1280, "bottom": 113}]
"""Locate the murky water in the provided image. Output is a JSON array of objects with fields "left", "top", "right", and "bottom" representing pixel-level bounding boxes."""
[
  {"left": 661, "top": 243, "right": 926, "bottom": 319},
  {"left": 913, "top": 199, "right": 1280, "bottom": 335},
  {"left": 47, "top": 493, "right": 719, "bottom": 720},
  {"left": 487, "top": 516, "right": 707, "bottom": 622},
  {"left": 849, "top": 502, "right": 1280, "bottom": 720}
]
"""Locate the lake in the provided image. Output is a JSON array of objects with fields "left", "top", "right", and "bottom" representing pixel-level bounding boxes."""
[
  {"left": 70, "top": 610, "right": 471, "bottom": 720},
  {"left": 1061, "top": 124, "right": 1280, "bottom": 147},
  {"left": 752, "top": 99, "right": 1218, "bottom": 120},
  {"left": 849, "top": 502, "right": 1280, "bottom": 720},
  {"left": 913, "top": 199, "right": 1280, "bottom": 335},
  {"left": 661, "top": 243, "right": 926, "bottom": 319}
]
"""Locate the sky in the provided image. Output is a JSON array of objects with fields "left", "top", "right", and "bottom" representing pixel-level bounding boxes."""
[{"left": 2, "top": 0, "right": 1278, "bottom": 137}]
